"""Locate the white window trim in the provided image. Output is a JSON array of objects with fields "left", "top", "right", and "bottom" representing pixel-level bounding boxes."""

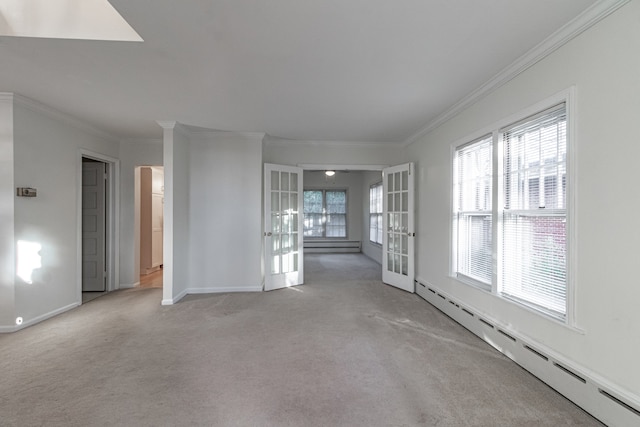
[{"left": 450, "top": 87, "right": 578, "bottom": 328}]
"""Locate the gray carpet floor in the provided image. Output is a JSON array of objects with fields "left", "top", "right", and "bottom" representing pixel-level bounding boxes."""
[{"left": 0, "top": 254, "right": 602, "bottom": 426}]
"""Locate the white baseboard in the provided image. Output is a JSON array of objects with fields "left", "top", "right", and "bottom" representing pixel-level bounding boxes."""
[
  {"left": 186, "top": 286, "right": 263, "bottom": 294},
  {"left": 161, "top": 288, "right": 187, "bottom": 305},
  {"left": 415, "top": 278, "right": 640, "bottom": 427},
  {"left": 0, "top": 302, "right": 80, "bottom": 333},
  {"left": 120, "top": 282, "right": 139, "bottom": 289},
  {"left": 161, "top": 286, "right": 262, "bottom": 306}
]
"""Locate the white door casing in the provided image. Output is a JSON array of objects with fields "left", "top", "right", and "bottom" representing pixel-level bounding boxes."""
[
  {"left": 382, "top": 162, "right": 415, "bottom": 292},
  {"left": 264, "top": 163, "right": 304, "bottom": 291},
  {"left": 82, "top": 161, "right": 106, "bottom": 292}
]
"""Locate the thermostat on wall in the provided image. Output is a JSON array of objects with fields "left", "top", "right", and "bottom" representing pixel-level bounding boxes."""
[{"left": 16, "top": 187, "right": 37, "bottom": 197}]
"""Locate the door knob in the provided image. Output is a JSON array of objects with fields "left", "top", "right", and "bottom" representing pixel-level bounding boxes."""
[{"left": 264, "top": 232, "right": 272, "bottom": 237}]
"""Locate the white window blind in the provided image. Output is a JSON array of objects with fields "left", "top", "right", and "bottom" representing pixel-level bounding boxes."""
[
  {"left": 303, "top": 190, "right": 324, "bottom": 237},
  {"left": 500, "top": 103, "right": 567, "bottom": 319},
  {"left": 369, "top": 182, "right": 383, "bottom": 244},
  {"left": 325, "top": 191, "right": 347, "bottom": 237},
  {"left": 454, "top": 135, "right": 493, "bottom": 289}
]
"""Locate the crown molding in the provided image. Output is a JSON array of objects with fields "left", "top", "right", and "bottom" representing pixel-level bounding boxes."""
[
  {"left": 10, "top": 93, "right": 120, "bottom": 143},
  {"left": 156, "top": 121, "right": 266, "bottom": 142},
  {"left": 156, "top": 120, "right": 178, "bottom": 130},
  {"left": 186, "top": 127, "right": 266, "bottom": 142},
  {"left": 120, "top": 137, "right": 163, "bottom": 145},
  {"left": 156, "top": 120, "right": 193, "bottom": 139},
  {"left": 264, "top": 136, "right": 401, "bottom": 149},
  {"left": 403, "top": 0, "right": 631, "bottom": 147},
  {"left": 0, "top": 92, "right": 15, "bottom": 102}
]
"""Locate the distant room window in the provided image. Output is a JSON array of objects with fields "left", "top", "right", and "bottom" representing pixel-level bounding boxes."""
[
  {"left": 369, "top": 182, "right": 383, "bottom": 244},
  {"left": 303, "top": 190, "right": 347, "bottom": 238}
]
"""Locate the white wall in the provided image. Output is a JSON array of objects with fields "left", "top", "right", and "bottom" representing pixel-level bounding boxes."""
[
  {"left": 0, "top": 95, "right": 16, "bottom": 330},
  {"left": 303, "top": 170, "right": 363, "bottom": 242},
  {"left": 188, "top": 131, "right": 263, "bottom": 291},
  {"left": 263, "top": 137, "right": 403, "bottom": 167},
  {"left": 119, "top": 140, "right": 163, "bottom": 287},
  {"left": 161, "top": 124, "right": 191, "bottom": 304},
  {"left": 11, "top": 97, "right": 119, "bottom": 328},
  {"left": 361, "top": 170, "right": 383, "bottom": 264},
  {"left": 406, "top": 1, "right": 640, "bottom": 399}
]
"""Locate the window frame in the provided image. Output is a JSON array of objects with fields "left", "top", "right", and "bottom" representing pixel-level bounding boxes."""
[
  {"left": 369, "top": 181, "right": 383, "bottom": 245},
  {"left": 450, "top": 88, "right": 576, "bottom": 326},
  {"left": 452, "top": 135, "right": 494, "bottom": 291},
  {"left": 303, "top": 188, "right": 348, "bottom": 239}
]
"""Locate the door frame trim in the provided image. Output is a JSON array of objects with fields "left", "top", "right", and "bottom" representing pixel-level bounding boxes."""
[{"left": 77, "top": 149, "right": 120, "bottom": 304}]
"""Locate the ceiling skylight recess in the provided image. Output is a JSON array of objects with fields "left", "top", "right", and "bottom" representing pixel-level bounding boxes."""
[{"left": 0, "top": 0, "right": 142, "bottom": 41}]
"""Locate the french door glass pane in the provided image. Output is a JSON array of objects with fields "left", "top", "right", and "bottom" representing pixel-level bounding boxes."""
[
  {"left": 269, "top": 169, "right": 301, "bottom": 278},
  {"left": 386, "top": 171, "right": 408, "bottom": 277},
  {"left": 271, "top": 214, "right": 280, "bottom": 233}
]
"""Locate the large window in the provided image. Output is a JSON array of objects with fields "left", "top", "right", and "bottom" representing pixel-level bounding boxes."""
[
  {"left": 453, "top": 100, "right": 570, "bottom": 321},
  {"left": 501, "top": 104, "right": 567, "bottom": 319},
  {"left": 369, "top": 182, "right": 383, "bottom": 244},
  {"left": 303, "top": 190, "right": 347, "bottom": 238},
  {"left": 453, "top": 136, "right": 493, "bottom": 290}
]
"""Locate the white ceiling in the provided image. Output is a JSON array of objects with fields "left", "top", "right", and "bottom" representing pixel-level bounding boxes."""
[{"left": 0, "top": 0, "right": 598, "bottom": 143}]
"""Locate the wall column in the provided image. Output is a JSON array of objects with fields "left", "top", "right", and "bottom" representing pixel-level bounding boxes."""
[{"left": 0, "top": 93, "right": 16, "bottom": 331}]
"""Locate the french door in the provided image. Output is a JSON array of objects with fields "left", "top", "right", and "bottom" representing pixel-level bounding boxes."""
[
  {"left": 382, "top": 163, "right": 415, "bottom": 292},
  {"left": 264, "top": 164, "right": 304, "bottom": 291}
]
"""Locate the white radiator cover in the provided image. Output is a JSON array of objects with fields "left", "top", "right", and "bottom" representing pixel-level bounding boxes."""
[
  {"left": 304, "top": 240, "right": 361, "bottom": 253},
  {"left": 415, "top": 278, "right": 640, "bottom": 427}
]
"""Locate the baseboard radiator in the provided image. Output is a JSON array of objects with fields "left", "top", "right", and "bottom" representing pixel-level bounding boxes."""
[
  {"left": 304, "top": 240, "right": 361, "bottom": 253},
  {"left": 415, "top": 279, "right": 640, "bottom": 427}
]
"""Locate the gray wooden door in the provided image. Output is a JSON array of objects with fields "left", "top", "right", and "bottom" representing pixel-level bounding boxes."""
[{"left": 82, "top": 161, "right": 106, "bottom": 292}]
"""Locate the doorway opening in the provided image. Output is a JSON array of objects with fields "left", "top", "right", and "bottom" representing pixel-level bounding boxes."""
[
  {"left": 264, "top": 163, "right": 392, "bottom": 292},
  {"left": 295, "top": 163, "right": 415, "bottom": 293},
  {"left": 301, "top": 168, "right": 384, "bottom": 267},
  {"left": 135, "top": 166, "right": 164, "bottom": 289}
]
